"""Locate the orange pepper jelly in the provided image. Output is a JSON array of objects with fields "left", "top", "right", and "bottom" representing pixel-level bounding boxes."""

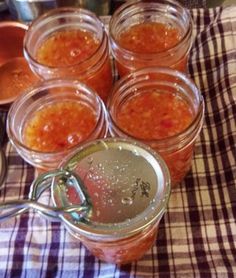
[
  {"left": 118, "top": 22, "right": 181, "bottom": 54},
  {"left": 115, "top": 91, "right": 195, "bottom": 185},
  {"left": 116, "top": 91, "right": 193, "bottom": 140},
  {"left": 23, "top": 101, "right": 97, "bottom": 152},
  {"left": 113, "top": 22, "right": 188, "bottom": 76},
  {"left": 36, "top": 30, "right": 99, "bottom": 67},
  {"left": 35, "top": 29, "right": 112, "bottom": 102}
]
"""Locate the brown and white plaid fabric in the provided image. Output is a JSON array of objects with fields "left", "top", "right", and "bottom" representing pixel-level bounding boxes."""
[{"left": 0, "top": 5, "right": 235, "bottom": 278}]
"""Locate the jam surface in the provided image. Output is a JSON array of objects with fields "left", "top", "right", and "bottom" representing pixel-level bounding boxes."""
[
  {"left": 36, "top": 29, "right": 100, "bottom": 67},
  {"left": 35, "top": 29, "right": 112, "bottom": 102},
  {"left": 114, "top": 91, "right": 196, "bottom": 185},
  {"left": 118, "top": 22, "right": 182, "bottom": 53},
  {"left": 116, "top": 91, "right": 194, "bottom": 140},
  {"left": 24, "top": 101, "right": 97, "bottom": 152}
]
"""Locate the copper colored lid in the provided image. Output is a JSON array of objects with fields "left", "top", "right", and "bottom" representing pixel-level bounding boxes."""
[
  {"left": 0, "top": 22, "right": 39, "bottom": 105},
  {"left": 0, "top": 57, "right": 39, "bottom": 105},
  {"left": 0, "top": 21, "right": 28, "bottom": 66}
]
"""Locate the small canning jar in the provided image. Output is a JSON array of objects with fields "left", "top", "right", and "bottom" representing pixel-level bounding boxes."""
[
  {"left": 54, "top": 138, "right": 171, "bottom": 264},
  {"left": 24, "top": 7, "right": 113, "bottom": 102},
  {"left": 109, "top": 0, "right": 193, "bottom": 77},
  {"left": 7, "top": 79, "right": 109, "bottom": 171},
  {"left": 107, "top": 67, "right": 204, "bottom": 187},
  {"left": 0, "top": 138, "right": 170, "bottom": 264}
]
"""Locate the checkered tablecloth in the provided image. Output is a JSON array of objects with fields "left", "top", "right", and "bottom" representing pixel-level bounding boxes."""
[{"left": 0, "top": 5, "right": 236, "bottom": 278}]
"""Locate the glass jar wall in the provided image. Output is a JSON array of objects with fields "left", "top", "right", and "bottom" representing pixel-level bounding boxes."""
[
  {"left": 24, "top": 7, "right": 113, "bottom": 102},
  {"left": 7, "top": 79, "right": 109, "bottom": 171},
  {"left": 108, "top": 67, "right": 204, "bottom": 186},
  {"left": 109, "top": 0, "right": 193, "bottom": 77}
]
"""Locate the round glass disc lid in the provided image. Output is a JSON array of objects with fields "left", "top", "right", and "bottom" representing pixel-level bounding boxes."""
[{"left": 52, "top": 138, "right": 170, "bottom": 240}]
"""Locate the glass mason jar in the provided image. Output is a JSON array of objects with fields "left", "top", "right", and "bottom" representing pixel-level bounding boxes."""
[
  {"left": 109, "top": 0, "right": 193, "bottom": 77},
  {"left": 54, "top": 138, "right": 171, "bottom": 264},
  {"left": 7, "top": 79, "right": 109, "bottom": 171},
  {"left": 23, "top": 7, "right": 113, "bottom": 102},
  {"left": 107, "top": 67, "right": 204, "bottom": 187},
  {"left": 0, "top": 138, "right": 170, "bottom": 264}
]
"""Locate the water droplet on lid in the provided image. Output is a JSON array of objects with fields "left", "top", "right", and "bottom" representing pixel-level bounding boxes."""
[
  {"left": 87, "top": 173, "right": 92, "bottom": 180},
  {"left": 87, "top": 157, "right": 93, "bottom": 164},
  {"left": 93, "top": 176, "right": 99, "bottom": 181},
  {"left": 119, "top": 167, "right": 125, "bottom": 173},
  {"left": 121, "top": 197, "right": 133, "bottom": 205}
]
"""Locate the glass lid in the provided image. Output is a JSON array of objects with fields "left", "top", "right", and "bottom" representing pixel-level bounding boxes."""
[{"left": 52, "top": 138, "right": 170, "bottom": 240}]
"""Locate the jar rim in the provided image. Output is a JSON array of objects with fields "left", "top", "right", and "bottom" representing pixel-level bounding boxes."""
[
  {"left": 7, "top": 78, "right": 108, "bottom": 157},
  {"left": 23, "top": 7, "right": 107, "bottom": 72},
  {"left": 108, "top": 67, "right": 205, "bottom": 152},
  {"left": 109, "top": 0, "right": 193, "bottom": 60}
]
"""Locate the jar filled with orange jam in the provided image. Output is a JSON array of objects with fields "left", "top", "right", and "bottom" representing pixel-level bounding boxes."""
[
  {"left": 7, "top": 79, "right": 109, "bottom": 171},
  {"left": 108, "top": 67, "right": 204, "bottom": 186},
  {"left": 53, "top": 138, "right": 170, "bottom": 264},
  {"left": 109, "top": 0, "right": 193, "bottom": 77},
  {"left": 24, "top": 8, "right": 113, "bottom": 102},
  {"left": 0, "top": 138, "right": 170, "bottom": 264}
]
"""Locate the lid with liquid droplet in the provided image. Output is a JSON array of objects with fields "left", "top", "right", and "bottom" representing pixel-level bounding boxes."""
[{"left": 52, "top": 138, "right": 170, "bottom": 241}]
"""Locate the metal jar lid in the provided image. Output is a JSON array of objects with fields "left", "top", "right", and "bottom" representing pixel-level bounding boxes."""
[{"left": 52, "top": 138, "right": 171, "bottom": 241}]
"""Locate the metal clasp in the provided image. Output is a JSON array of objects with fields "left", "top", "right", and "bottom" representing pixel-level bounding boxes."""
[{"left": 0, "top": 169, "right": 91, "bottom": 222}]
